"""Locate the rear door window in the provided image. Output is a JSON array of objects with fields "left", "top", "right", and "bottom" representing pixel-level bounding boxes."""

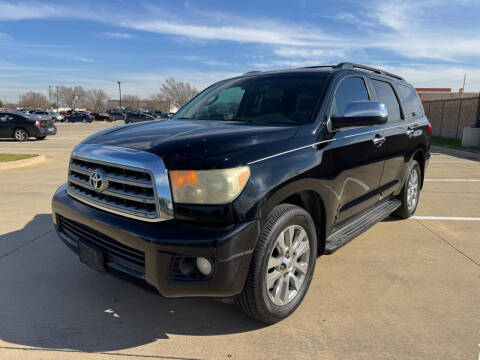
[
  {"left": 331, "top": 77, "right": 369, "bottom": 117},
  {"left": 371, "top": 79, "right": 402, "bottom": 122},
  {"left": 398, "top": 84, "right": 424, "bottom": 118}
]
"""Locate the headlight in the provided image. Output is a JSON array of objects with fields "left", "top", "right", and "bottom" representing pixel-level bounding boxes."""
[{"left": 169, "top": 167, "right": 250, "bottom": 204}]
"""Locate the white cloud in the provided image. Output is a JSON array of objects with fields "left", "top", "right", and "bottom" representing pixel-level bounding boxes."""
[
  {"left": 96, "top": 32, "right": 134, "bottom": 39},
  {"left": 119, "top": 20, "right": 326, "bottom": 47},
  {"left": 0, "top": 1, "right": 60, "bottom": 20}
]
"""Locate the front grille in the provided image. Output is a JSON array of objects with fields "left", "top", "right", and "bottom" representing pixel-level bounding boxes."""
[
  {"left": 59, "top": 216, "right": 145, "bottom": 275},
  {"left": 68, "top": 156, "right": 160, "bottom": 221}
]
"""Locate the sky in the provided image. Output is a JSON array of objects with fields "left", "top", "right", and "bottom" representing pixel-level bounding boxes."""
[{"left": 1, "top": 0, "right": 480, "bottom": 103}]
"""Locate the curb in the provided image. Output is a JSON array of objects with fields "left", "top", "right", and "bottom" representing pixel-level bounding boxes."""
[
  {"left": 0, "top": 155, "right": 46, "bottom": 170},
  {"left": 431, "top": 145, "right": 480, "bottom": 161}
]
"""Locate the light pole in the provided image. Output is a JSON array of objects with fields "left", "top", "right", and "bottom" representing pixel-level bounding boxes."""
[{"left": 117, "top": 81, "right": 122, "bottom": 108}]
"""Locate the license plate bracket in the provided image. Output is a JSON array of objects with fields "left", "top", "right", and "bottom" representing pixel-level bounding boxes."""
[{"left": 78, "top": 241, "right": 106, "bottom": 273}]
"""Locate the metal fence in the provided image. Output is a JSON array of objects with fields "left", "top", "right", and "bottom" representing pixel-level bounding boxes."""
[{"left": 422, "top": 96, "right": 480, "bottom": 139}]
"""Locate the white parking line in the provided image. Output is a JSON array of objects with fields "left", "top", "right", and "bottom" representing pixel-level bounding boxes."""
[
  {"left": 412, "top": 216, "right": 480, "bottom": 221},
  {"left": 425, "top": 179, "right": 480, "bottom": 182},
  {"left": 0, "top": 148, "right": 72, "bottom": 151},
  {"left": 430, "top": 160, "right": 474, "bottom": 163}
]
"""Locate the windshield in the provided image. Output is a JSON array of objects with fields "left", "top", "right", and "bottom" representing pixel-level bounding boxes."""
[{"left": 173, "top": 72, "right": 330, "bottom": 125}]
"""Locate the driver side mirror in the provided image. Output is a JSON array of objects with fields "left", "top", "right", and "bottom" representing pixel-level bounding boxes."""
[{"left": 330, "top": 101, "right": 388, "bottom": 130}]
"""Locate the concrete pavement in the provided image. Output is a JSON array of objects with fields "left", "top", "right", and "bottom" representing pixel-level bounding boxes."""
[{"left": 0, "top": 123, "right": 479, "bottom": 359}]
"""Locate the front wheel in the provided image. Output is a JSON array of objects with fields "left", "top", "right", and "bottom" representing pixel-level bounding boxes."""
[
  {"left": 235, "top": 204, "right": 317, "bottom": 324},
  {"left": 394, "top": 160, "right": 421, "bottom": 219}
]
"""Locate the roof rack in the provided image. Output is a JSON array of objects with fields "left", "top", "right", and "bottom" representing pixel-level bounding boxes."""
[
  {"left": 243, "top": 70, "right": 262, "bottom": 75},
  {"left": 335, "top": 62, "right": 404, "bottom": 81}
]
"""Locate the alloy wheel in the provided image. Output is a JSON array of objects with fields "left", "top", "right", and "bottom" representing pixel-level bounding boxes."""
[
  {"left": 14, "top": 129, "right": 27, "bottom": 141},
  {"left": 266, "top": 225, "right": 310, "bottom": 306},
  {"left": 407, "top": 168, "right": 419, "bottom": 212}
]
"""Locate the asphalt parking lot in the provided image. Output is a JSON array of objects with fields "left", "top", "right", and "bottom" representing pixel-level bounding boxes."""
[{"left": 0, "top": 123, "right": 479, "bottom": 360}]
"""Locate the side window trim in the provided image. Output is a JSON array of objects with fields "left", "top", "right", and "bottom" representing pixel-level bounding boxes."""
[
  {"left": 326, "top": 74, "right": 371, "bottom": 132},
  {"left": 328, "top": 75, "right": 371, "bottom": 118}
]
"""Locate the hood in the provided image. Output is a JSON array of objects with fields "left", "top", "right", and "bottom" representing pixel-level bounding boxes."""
[{"left": 83, "top": 119, "right": 298, "bottom": 169}]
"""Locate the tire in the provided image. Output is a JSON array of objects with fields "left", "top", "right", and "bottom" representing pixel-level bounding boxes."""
[
  {"left": 13, "top": 128, "right": 29, "bottom": 142},
  {"left": 394, "top": 160, "right": 421, "bottom": 219},
  {"left": 234, "top": 204, "right": 317, "bottom": 324},
  {"left": 36, "top": 136, "right": 46, "bottom": 140}
]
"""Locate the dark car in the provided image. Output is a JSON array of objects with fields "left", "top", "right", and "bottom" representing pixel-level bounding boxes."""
[
  {"left": 65, "top": 112, "right": 94, "bottom": 123},
  {"left": 0, "top": 111, "right": 57, "bottom": 141},
  {"left": 153, "top": 111, "right": 170, "bottom": 118},
  {"left": 107, "top": 111, "right": 126, "bottom": 121},
  {"left": 92, "top": 112, "right": 114, "bottom": 121},
  {"left": 52, "top": 62, "right": 431, "bottom": 323},
  {"left": 124, "top": 112, "right": 157, "bottom": 124}
]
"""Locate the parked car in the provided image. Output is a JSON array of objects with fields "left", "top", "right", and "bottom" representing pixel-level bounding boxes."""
[
  {"left": 65, "top": 112, "right": 94, "bottom": 123},
  {"left": 52, "top": 62, "right": 431, "bottom": 323},
  {"left": 153, "top": 111, "right": 170, "bottom": 118},
  {"left": 31, "top": 110, "right": 64, "bottom": 122},
  {"left": 92, "top": 112, "right": 114, "bottom": 121},
  {"left": 107, "top": 110, "right": 126, "bottom": 121},
  {"left": 0, "top": 111, "right": 57, "bottom": 141},
  {"left": 124, "top": 112, "right": 157, "bottom": 124},
  {"left": 60, "top": 110, "right": 73, "bottom": 117}
]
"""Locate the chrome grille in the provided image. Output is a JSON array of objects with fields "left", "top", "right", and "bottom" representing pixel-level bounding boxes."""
[{"left": 68, "top": 156, "right": 160, "bottom": 221}]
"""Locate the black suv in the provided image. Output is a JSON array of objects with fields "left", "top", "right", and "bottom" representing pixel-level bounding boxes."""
[{"left": 52, "top": 63, "right": 430, "bottom": 323}]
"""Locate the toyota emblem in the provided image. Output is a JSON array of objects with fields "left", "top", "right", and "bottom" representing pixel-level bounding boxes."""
[{"left": 89, "top": 169, "right": 108, "bottom": 192}]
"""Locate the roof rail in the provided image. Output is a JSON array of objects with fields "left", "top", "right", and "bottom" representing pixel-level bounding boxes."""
[
  {"left": 335, "top": 62, "right": 404, "bottom": 81},
  {"left": 243, "top": 70, "right": 262, "bottom": 75}
]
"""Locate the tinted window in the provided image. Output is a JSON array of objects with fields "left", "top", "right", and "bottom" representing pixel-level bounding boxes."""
[
  {"left": 331, "top": 77, "right": 369, "bottom": 117},
  {"left": 0, "top": 114, "right": 11, "bottom": 122},
  {"left": 398, "top": 84, "right": 424, "bottom": 117},
  {"left": 174, "top": 73, "right": 329, "bottom": 125},
  {"left": 372, "top": 80, "right": 401, "bottom": 121}
]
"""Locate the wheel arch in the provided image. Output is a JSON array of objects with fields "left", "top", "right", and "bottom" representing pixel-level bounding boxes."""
[
  {"left": 260, "top": 181, "right": 330, "bottom": 255},
  {"left": 410, "top": 148, "right": 426, "bottom": 189}
]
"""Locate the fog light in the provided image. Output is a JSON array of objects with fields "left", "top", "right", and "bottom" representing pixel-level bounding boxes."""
[{"left": 196, "top": 257, "right": 212, "bottom": 276}]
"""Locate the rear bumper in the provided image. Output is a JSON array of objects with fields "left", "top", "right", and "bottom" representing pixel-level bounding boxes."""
[
  {"left": 52, "top": 184, "right": 258, "bottom": 297},
  {"left": 39, "top": 125, "right": 57, "bottom": 136}
]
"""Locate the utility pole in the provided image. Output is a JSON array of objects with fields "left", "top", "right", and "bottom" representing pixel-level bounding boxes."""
[
  {"left": 48, "top": 85, "right": 52, "bottom": 107},
  {"left": 56, "top": 86, "right": 59, "bottom": 111},
  {"left": 117, "top": 81, "right": 122, "bottom": 108},
  {"left": 461, "top": 74, "right": 466, "bottom": 95}
]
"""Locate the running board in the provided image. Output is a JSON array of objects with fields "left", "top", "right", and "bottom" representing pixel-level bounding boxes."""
[{"left": 324, "top": 199, "right": 401, "bottom": 254}]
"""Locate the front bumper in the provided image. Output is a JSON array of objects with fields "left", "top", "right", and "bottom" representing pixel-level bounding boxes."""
[{"left": 52, "top": 184, "right": 259, "bottom": 297}]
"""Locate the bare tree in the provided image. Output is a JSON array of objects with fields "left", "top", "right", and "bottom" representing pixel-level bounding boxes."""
[
  {"left": 57, "top": 86, "right": 87, "bottom": 109},
  {"left": 19, "top": 92, "right": 49, "bottom": 109},
  {"left": 122, "top": 95, "right": 143, "bottom": 109},
  {"left": 146, "top": 93, "right": 171, "bottom": 112},
  {"left": 85, "top": 89, "right": 109, "bottom": 111},
  {"left": 159, "top": 78, "right": 198, "bottom": 106}
]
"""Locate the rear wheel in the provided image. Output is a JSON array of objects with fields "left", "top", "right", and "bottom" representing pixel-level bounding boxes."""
[
  {"left": 394, "top": 160, "right": 421, "bottom": 219},
  {"left": 235, "top": 204, "right": 317, "bottom": 323},
  {"left": 14, "top": 128, "right": 28, "bottom": 141}
]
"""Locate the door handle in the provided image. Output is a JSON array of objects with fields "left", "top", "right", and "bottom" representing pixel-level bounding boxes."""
[
  {"left": 406, "top": 128, "right": 415, "bottom": 136},
  {"left": 372, "top": 135, "right": 386, "bottom": 147}
]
